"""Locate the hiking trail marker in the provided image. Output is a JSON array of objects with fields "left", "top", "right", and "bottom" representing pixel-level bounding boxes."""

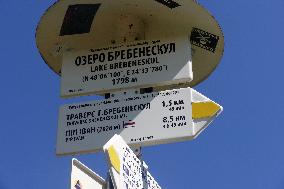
[{"left": 57, "top": 87, "right": 222, "bottom": 156}]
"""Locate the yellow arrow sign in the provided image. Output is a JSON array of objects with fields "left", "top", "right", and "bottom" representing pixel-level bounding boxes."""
[{"left": 192, "top": 101, "right": 221, "bottom": 119}]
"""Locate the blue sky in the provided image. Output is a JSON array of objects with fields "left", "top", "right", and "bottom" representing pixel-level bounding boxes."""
[{"left": 0, "top": 0, "right": 284, "bottom": 188}]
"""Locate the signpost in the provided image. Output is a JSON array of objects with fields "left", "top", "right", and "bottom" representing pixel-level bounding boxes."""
[
  {"left": 61, "top": 37, "right": 192, "bottom": 97},
  {"left": 104, "top": 135, "right": 161, "bottom": 189},
  {"left": 36, "top": 0, "right": 225, "bottom": 187},
  {"left": 71, "top": 159, "right": 106, "bottom": 189},
  {"left": 56, "top": 87, "right": 222, "bottom": 155}
]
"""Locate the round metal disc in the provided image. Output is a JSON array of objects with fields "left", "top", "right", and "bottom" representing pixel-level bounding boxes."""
[{"left": 36, "top": 0, "right": 224, "bottom": 87}]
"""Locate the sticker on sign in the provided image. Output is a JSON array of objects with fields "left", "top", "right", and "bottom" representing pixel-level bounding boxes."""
[
  {"left": 61, "top": 37, "right": 192, "bottom": 97},
  {"left": 56, "top": 87, "right": 222, "bottom": 156},
  {"left": 104, "top": 134, "right": 162, "bottom": 189}
]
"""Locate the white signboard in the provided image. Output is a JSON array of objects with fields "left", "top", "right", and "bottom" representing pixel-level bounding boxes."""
[
  {"left": 61, "top": 37, "right": 192, "bottom": 97},
  {"left": 104, "top": 135, "right": 161, "bottom": 189},
  {"left": 57, "top": 87, "right": 222, "bottom": 155},
  {"left": 71, "top": 159, "right": 106, "bottom": 189},
  {"left": 57, "top": 87, "right": 194, "bottom": 155}
]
